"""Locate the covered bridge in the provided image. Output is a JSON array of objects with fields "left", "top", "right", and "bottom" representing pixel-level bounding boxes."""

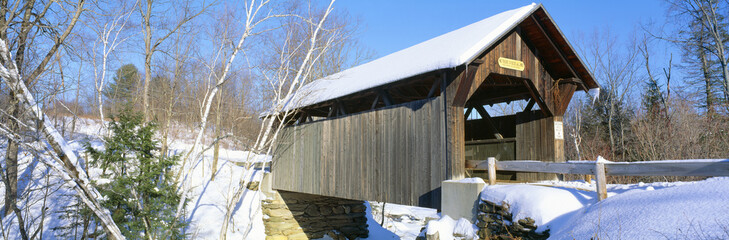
[{"left": 270, "top": 3, "right": 599, "bottom": 209}]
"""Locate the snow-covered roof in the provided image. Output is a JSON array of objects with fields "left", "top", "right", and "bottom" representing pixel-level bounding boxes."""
[{"left": 281, "top": 3, "right": 544, "bottom": 113}]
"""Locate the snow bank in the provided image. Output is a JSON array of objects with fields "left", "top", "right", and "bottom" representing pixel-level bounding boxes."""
[
  {"left": 447, "top": 177, "right": 486, "bottom": 184},
  {"left": 368, "top": 202, "right": 439, "bottom": 240},
  {"left": 550, "top": 177, "right": 729, "bottom": 239},
  {"left": 480, "top": 184, "right": 590, "bottom": 232},
  {"left": 426, "top": 216, "right": 457, "bottom": 239},
  {"left": 425, "top": 217, "right": 477, "bottom": 240},
  {"left": 476, "top": 177, "right": 729, "bottom": 239},
  {"left": 362, "top": 202, "right": 400, "bottom": 239}
]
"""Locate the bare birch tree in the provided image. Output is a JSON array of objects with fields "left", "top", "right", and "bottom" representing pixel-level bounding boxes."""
[
  {"left": 0, "top": 38, "right": 125, "bottom": 239},
  {"left": 0, "top": 0, "right": 85, "bottom": 223},
  {"left": 218, "top": 1, "right": 338, "bottom": 238},
  {"left": 170, "top": 0, "right": 299, "bottom": 231},
  {"left": 86, "top": 0, "right": 138, "bottom": 124}
]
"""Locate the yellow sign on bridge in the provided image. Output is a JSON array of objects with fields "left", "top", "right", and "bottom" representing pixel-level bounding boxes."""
[{"left": 498, "top": 57, "right": 525, "bottom": 71}]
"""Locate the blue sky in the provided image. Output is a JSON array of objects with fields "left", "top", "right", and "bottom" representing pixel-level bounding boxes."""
[{"left": 337, "top": 1, "right": 670, "bottom": 59}]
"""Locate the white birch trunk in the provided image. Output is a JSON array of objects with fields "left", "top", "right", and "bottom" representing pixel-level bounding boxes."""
[
  {"left": 0, "top": 39, "right": 125, "bottom": 239},
  {"left": 172, "top": 0, "right": 294, "bottom": 223},
  {"left": 219, "top": 1, "right": 336, "bottom": 238},
  {"left": 92, "top": 2, "right": 136, "bottom": 126}
]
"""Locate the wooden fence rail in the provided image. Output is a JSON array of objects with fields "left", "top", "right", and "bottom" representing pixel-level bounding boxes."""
[{"left": 466, "top": 158, "right": 729, "bottom": 200}]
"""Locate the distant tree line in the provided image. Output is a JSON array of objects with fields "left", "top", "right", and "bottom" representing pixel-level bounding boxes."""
[{"left": 565, "top": 0, "right": 729, "bottom": 176}]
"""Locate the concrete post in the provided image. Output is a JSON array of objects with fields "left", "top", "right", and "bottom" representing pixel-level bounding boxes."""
[{"left": 441, "top": 178, "right": 486, "bottom": 223}]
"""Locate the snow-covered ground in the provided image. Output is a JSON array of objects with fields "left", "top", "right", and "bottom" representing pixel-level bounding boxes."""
[
  {"left": 368, "top": 202, "right": 440, "bottom": 239},
  {"left": 425, "top": 177, "right": 729, "bottom": 240},
  {"left": 0, "top": 117, "right": 270, "bottom": 239}
]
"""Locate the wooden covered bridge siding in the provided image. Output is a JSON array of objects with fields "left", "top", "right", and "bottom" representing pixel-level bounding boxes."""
[
  {"left": 273, "top": 98, "right": 446, "bottom": 208},
  {"left": 272, "top": 8, "right": 589, "bottom": 208}
]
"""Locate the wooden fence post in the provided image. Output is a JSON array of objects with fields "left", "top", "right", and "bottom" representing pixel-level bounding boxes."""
[
  {"left": 488, "top": 157, "right": 496, "bottom": 185},
  {"left": 595, "top": 161, "right": 607, "bottom": 201}
]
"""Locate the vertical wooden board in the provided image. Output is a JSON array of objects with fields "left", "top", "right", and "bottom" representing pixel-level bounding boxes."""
[
  {"left": 386, "top": 107, "right": 394, "bottom": 203},
  {"left": 321, "top": 120, "right": 330, "bottom": 195},
  {"left": 429, "top": 98, "right": 441, "bottom": 194},
  {"left": 439, "top": 94, "right": 447, "bottom": 182},
  {"left": 291, "top": 125, "right": 299, "bottom": 191},
  {"left": 321, "top": 121, "right": 327, "bottom": 195},
  {"left": 299, "top": 125, "right": 305, "bottom": 192},
  {"left": 310, "top": 124, "right": 316, "bottom": 193},
  {"left": 309, "top": 125, "right": 316, "bottom": 193},
  {"left": 319, "top": 122, "right": 325, "bottom": 195},
  {"left": 401, "top": 106, "right": 410, "bottom": 204},
  {"left": 399, "top": 107, "right": 406, "bottom": 202},
  {"left": 415, "top": 102, "right": 426, "bottom": 205},
  {"left": 411, "top": 105, "right": 419, "bottom": 205},
  {"left": 342, "top": 117, "right": 349, "bottom": 199},
  {"left": 297, "top": 126, "right": 303, "bottom": 192},
  {"left": 329, "top": 119, "right": 336, "bottom": 196},
  {"left": 429, "top": 98, "right": 441, "bottom": 206},
  {"left": 403, "top": 106, "right": 410, "bottom": 205},
  {"left": 341, "top": 117, "right": 348, "bottom": 199},
  {"left": 396, "top": 107, "right": 403, "bottom": 204},
  {"left": 332, "top": 118, "right": 339, "bottom": 197},
  {"left": 363, "top": 111, "right": 370, "bottom": 200},
  {"left": 340, "top": 117, "right": 347, "bottom": 199},
  {"left": 351, "top": 116, "right": 358, "bottom": 199},
  {"left": 409, "top": 106, "right": 415, "bottom": 205},
  {"left": 315, "top": 124, "right": 323, "bottom": 193},
  {"left": 411, "top": 105, "right": 418, "bottom": 205},
  {"left": 392, "top": 107, "right": 399, "bottom": 204},
  {"left": 377, "top": 109, "right": 385, "bottom": 202},
  {"left": 364, "top": 112, "right": 371, "bottom": 200},
  {"left": 388, "top": 107, "right": 396, "bottom": 203},
  {"left": 390, "top": 107, "right": 398, "bottom": 204},
  {"left": 370, "top": 111, "right": 376, "bottom": 200},
  {"left": 448, "top": 105, "right": 466, "bottom": 180},
  {"left": 358, "top": 113, "right": 365, "bottom": 200},
  {"left": 295, "top": 125, "right": 302, "bottom": 192},
  {"left": 356, "top": 115, "right": 362, "bottom": 200},
  {"left": 427, "top": 99, "right": 434, "bottom": 204},
  {"left": 515, "top": 32, "right": 521, "bottom": 75}
]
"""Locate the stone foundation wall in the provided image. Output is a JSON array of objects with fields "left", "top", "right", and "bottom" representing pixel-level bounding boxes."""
[
  {"left": 262, "top": 190, "right": 369, "bottom": 240},
  {"left": 475, "top": 200, "right": 548, "bottom": 240}
]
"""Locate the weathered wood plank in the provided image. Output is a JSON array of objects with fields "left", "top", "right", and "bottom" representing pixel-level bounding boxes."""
[
  {"left": 487, "top": 157, "right": 496, "bottom": 185},
  {"left": 468, "top": 159, "right": 729, "bottom": 177},
  {"left": 595, "top": 162, "right": 607, "bottom": 201},
  {"left": 606, "top": 160, "right": 729, "bottom": 176},
  {"left": 466, "top": 159, "right": 595, "bottom": 175}
]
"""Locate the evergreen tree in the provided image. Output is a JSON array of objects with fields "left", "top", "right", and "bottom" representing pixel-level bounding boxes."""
[
  {"left": 580, "top": 87, "right": 635, "bottom": 160},
  {"left": 85, "top": 108, "right": 186, "bottom": 239},
  {"left": 642, "top": 78, "right": 666, "bottom": 117},
  {"left": 104, "top": 64, "right": 140, "bottom": 105}
]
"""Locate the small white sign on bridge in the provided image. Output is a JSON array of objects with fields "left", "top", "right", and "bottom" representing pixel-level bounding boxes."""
[{"left": 554, "top": 121, "right": 564, "bottom": 140}]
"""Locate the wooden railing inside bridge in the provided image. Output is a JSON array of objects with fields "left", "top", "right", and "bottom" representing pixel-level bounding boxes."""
[{"left": 467, "top": 157, "right": 729, "bottom": 200}]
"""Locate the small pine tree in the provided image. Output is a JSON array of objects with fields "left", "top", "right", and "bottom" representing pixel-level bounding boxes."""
[
  {"left": 85, "top": 108, "right": 186, "bottom": 239},
  {"left": 102, "top": 64, "right": 139, "bottom": 108},
  {"left": 642, "top": 79, "right": 665, "bottom": 117}
]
